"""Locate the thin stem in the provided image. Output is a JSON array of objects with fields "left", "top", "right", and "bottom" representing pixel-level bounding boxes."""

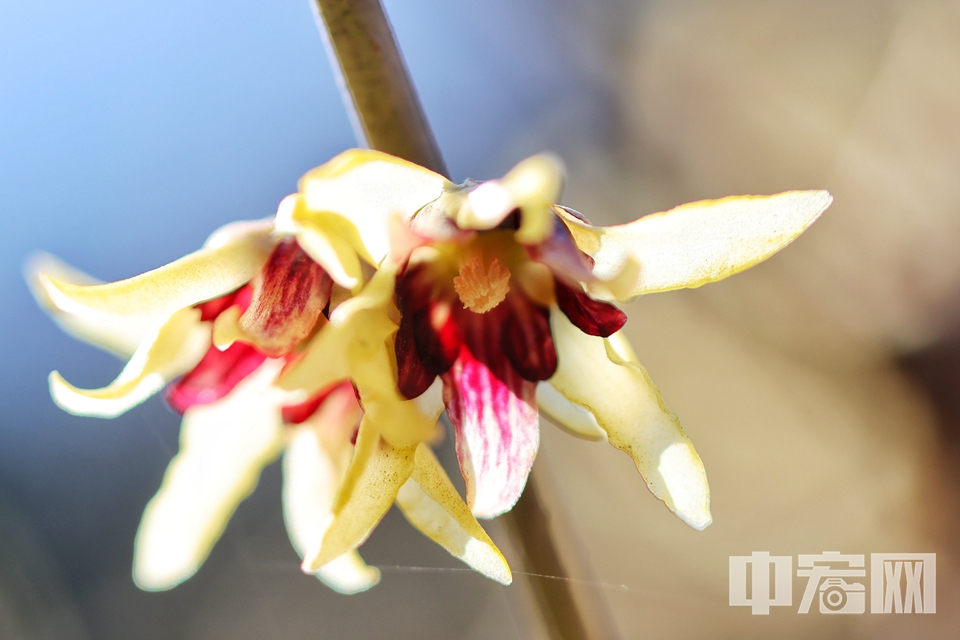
[
  {"left": 501, "top": 472, "right": 593, "bottom": 640},
  {"left": 312, "top": 0, "right": 447, "bottom": 176},
  {"left": 313, "top": 2, "right": 598, "bottom": 638}
]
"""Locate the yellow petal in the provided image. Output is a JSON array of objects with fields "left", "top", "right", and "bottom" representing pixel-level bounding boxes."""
[
  {"left": 303, "top": 422, "right": 416, "bottom": 571},
  {"left": 299, "top": 149, "right": 451, "bottom": 265},
  {"left": 279, "top": 268, "right": 443, "bottom": 447},
  {"left": 396, "top": 444, "right": 512, "bottom": 584},
  {"left": 49, "top": 306, "right": 210, "bottom": 418},
  {"left": 211, "top": 305, "right": 244, "bottom": 350},
  {"left": 535, "top": 381, "right": 607, "bottom": 441},
  {"left": 548, "top": 311, "right": 711, "bottom": 530},
  {"left": 504, "top": 154, "right": 564, "bottom": 245},
  {"left": 37, "top": 227, "right": 276, "bottom": 320},
  {"left": 25, "top": 252, "right": 151, "bottom": 358},
  {"left": 275, "top": 194, "right": 365, "bottom": 289},
  {"left": 558, "top": 191, "right": 832, "bottom": 301},
  {"left": 283, "top": 420, "right": 379, "bottom": 594},
  {"left": 312, "top": 553, "right": 381, "bottom": 595},
  {"left": 133, "top": 361, "right": 288, "bottom": 590},
  {"left": 450, "top": 154, "right": 564, "bottom": 245}
]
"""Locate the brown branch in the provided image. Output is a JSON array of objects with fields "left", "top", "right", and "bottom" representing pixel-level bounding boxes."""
[
  {"left": 313, "top": 2, "right": 601, "bottom": 637},
  {"left": 312, "top": 0, "right": 447, "bottom": 176}
]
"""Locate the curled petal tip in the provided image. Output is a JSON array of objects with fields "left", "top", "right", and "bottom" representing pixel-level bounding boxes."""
[{"left": 49, "top": 369, "right": 164, "bottom": 418}]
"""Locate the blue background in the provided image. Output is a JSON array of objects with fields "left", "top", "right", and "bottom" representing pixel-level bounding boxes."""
[{"left": 0, "top": 1, "right": 616, "bottom": 637}]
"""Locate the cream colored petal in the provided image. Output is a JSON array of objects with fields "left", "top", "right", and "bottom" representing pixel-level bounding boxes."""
[
  {"left": 450, "top": 154, "right": 564, "bottom": 245},
  {"left": 396, "top": 444, "right": 512, "bottom": 584},
  {"left": 559, "top": 191, "right": 832, "bottom": 301},
  {"left": 299, "top": 149, "right": 451, "bottom": 265},
  {"left": 279, "top": 268, "right": 444, "bottom": 448},
  {"left": 504, "top": 154, "right": 564, "bottom": 245},
  {"left": 37, "top": 228, "right": 276, "bottom": 320},
  {"left": 49, "top": 307, "right": 210, "bottom": 418},
  {"left": 303, "top": 422, "right": 416, "bottom": 571},
  {"left": 283, "top": 422, "right": 379, "bottom": 594},
  {"left": 211, "top": 305, "right": 244, "bottom": 351},
  {"left": 292, "top": 219, "right": 364, "bottom": 291},
  {"left": 25, "top": 252, "right": 151, "bottom": 358},
  {"left": 313, "top": 553, "right": 381, "bottom": 595},
  {"left": 133, "top": 361, "right": 288, "bottom": 590},
  {"left": 548, "top": 311, "right": 711, "bottom": 530},
  {"left": 275, "top": 194, "right": 365, "bottom": 289},
  {"left": 535, "top": 381, "right": 607, "bottom": 441}
]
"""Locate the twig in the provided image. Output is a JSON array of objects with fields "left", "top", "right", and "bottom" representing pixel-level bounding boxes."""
[{"left": 312, "top": 2, "right": 600, "bottom": 638}]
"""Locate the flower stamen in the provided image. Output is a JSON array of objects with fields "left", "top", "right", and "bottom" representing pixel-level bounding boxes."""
[{"left": 453, "top": 256, "right": 510, "bottom": 313}]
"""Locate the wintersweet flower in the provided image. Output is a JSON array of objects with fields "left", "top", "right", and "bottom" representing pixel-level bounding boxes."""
[
  {"left": 279, "top": 149, "right": 832, "bottom": 541},
  {"left": 29, "top": 212, "right": 512, "bottom": 591}
]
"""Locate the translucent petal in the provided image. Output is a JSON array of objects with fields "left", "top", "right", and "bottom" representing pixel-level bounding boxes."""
[
  {"left": 25, "top": 252, "right": 150, "bottom": 358},
  {"left": 37, "top": 228, "right": 276, "bottom": 320},
  {"left": 283, "top": 397, "right": 379, "bottom": 594},
  {"left": 303, "top": 422, "right": 417, "bottom": 571},
  {"left": 132, "top": 361, "right": 288, "bottom": 590},
  {"left": 535, "top": 381, "right": 606, "bottom": 441},
  {"left": 49, "top": 307, "right": 210, "bottom": 418},
  {"left": 557, "top": 191, "right": 832, "bottom": 301},
  {"left": 298, "top": 149, "right": 450, "bottom": 265},
  {"left": 548, "top": 311, "right": 712, "bottom": 530},
  {"left": 396, "top": 444, "right": 512, "bottom": 584}
]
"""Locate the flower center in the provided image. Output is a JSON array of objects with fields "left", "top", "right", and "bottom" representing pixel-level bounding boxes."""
[{"left": 453, "top": 255, "right": 511, "bottom": 313}]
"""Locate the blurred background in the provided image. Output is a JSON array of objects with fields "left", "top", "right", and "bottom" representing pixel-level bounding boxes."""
[{"left": 3, "top": 0, "right": 960, "bottom": 637}]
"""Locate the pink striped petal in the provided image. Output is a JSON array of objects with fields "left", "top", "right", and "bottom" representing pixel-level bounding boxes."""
[{"left": 443, "top": 350, "right": 540, "bottom": 519}]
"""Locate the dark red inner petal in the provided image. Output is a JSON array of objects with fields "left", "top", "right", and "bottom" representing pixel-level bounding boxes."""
[
  {"left": 281, "top": 381, "right": 342, "bottom": 425},
  {"left": 554, "top": 278, "right": 626, "bottom": 337},
  {"left": 395, "top": 262, "right": 459, "bottom": 398},
  {"left": 395, "top": 254, "right": 560, "bottom": 395},
  {"left": 455, "top": 292, "right": 555, "bottom": 384},
  {"left": 165, "top": 342, "right": 267, "bottom": 414},
  {"left": 413, "top": 304, "right": 461, "bottom": 376},
  {"left": 396, "top": 310, "right": 437, "bottom": 399},
  {"left": 500, "top": 297, "right": 557, "bottom": 381},
  {"left": 240, "top": 238, "right": 332, "bottom": 357}
]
